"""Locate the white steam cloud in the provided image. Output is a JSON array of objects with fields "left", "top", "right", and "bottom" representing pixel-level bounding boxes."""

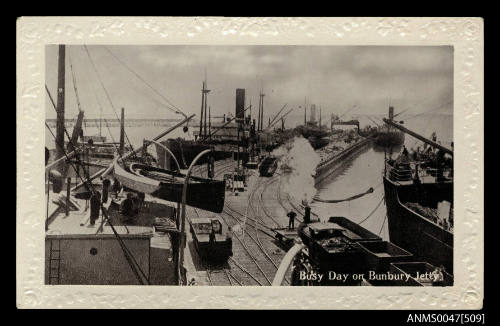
[{"left": 274, "top": 136, "right": 321, "bottom": 204}]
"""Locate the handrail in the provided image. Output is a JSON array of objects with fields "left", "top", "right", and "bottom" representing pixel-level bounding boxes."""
[
  {"left": 100, "top": 114, "right": 195, "bottom": 179},
  {"left": 272, "top": 242, "right": 305, "bottom": 286},
  {"left": 385, "top": 161, "right": 453, "bottom": 182},
  {"left": 144, "top": 139, "right": 181, "bottom": 172}
]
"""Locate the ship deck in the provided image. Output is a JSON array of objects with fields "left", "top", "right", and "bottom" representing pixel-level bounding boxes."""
[
  {"left": 45, "top": 189, "right": 178, "bottom": 285},
  {"left": 46, "top": 192, "right": 176, "bottom": 237}
]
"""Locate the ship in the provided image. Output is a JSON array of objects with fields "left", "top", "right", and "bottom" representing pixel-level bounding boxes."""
[
  {"left": 155, "top": 138, "right": 231, "bottom": 170},
  {"left": 382, "top": 118, "right": 454, "bottom": 275},
  {"left": 294, "top": 104, "right": 331, "bottom": 150},
  {"left": 314, "top": 129, "right": 371, "bottom": 185},
  {"left": 310, "top": 113, "right": 374, "bottom": 185},
  {"left": 44, "top": 45, "right": 190, "bottom": 285},
  {"left": 372, "top": 106, "right": 405, "bottom": 148},
  {"left": 158, "top": 87, "right": 251, "bottom": 168}
]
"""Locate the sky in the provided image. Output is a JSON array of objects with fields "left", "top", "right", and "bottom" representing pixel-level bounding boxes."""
[{"left": 45, "top": 45, "right": 453, "bottom": 123}]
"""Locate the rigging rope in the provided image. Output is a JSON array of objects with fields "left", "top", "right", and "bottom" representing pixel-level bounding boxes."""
[
  {"left": 339, "top": 105, "right": 358, "bottom": 118},
  {"left": 101, "top": 45, "right": 186, "bottom": 117},
  {"left": 378, "top": 214, "right": 387, "bottom": 236},
  {"left": 102, "top": 117, "right": 131, "bottom": 166},
  {"left": 68, "top": 48, "right": 83, "bottom": 113},
  {"left": 45, "top": 86, "right": 149, "bottom": 284},
  {"left": 400, "top": 99, "right": 453, "bottom": 121},
  {"left": 83, "top": 45, "right": 138, "bottom": 159},
  {"left": 45, "top": 122, "right": 149, "bottom": 284},
  {"left": 403, "top": 100, "right": 453, "bottom": 149}
]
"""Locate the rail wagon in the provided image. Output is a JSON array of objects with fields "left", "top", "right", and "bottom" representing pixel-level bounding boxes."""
[
  {"left": 189, "top": 216, "right": 232, "bottom": 261},
  {"left": 259, "top": 156, "right": 278, "bottom": 177},
  {"left": 292, "top": 219, "right": 381, "bottom": 285}
]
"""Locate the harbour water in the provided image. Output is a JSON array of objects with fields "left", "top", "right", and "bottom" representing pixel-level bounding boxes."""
[
  {"left": 312, "top": 113, "right": 452, "bottom": 241},
  {"left": 45, "top": 113, "right": 452, "bottom": 242}
]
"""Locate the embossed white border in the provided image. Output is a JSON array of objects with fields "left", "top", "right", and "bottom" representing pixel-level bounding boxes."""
[{"left": 16, "top": 17, "right": 484, "bottom": 309}]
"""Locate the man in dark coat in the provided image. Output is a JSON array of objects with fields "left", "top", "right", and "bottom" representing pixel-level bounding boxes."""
[
  {"left": 112, "top": 178, "right": 122, "bottom": 197},
  {"left": 287, "top": 211, "right": 297, "bottom": 229},
  {"left": 209, "top": 228, "right": 216, "bottom": 244},
  {"left": 102, "top": 179, "right": 111, "bottom": 204},
  {"left": 304, "top": 206, "right": 311, "bottom": 224},
  {"left": 121, "top": 192, "right": 138, "bottom": 220},
  {"left": 89, "top": 191, "right": 101, "bottom": 225}
]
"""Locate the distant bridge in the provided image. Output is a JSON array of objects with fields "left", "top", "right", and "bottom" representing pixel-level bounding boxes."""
[{"left": 45, "top": 118, "right": 192, "bottom": 129}]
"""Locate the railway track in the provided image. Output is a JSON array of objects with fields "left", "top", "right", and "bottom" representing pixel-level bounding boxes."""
[
  {"left": 190, "top": 161, "right": 271, "bottom": 285},
  {"left": 219, "top": 207, "right": 271, "bottom": 286},
  {"left": 254, "top": 177, "right": 282, "bottom": 227},
  {"left": 190, "top": 205, "right": 245, "bottom": 286},
  {"left": 220, "top": 176, "right": 292, "bottom": 285},
  {"left": 275, "top": 176, "right": 320, "bottom": 222},
  {"left": 189, "top": 158, "right": 292, "bottom": 286},
  {"left": 276, "top": 177, "right": 303, "bottom": 221},
  {"left": 247, "top": 178, "right": 291, "bottom": 285},
  {"left": 205, "top": 264, "right": 234, "bottom": 286}
]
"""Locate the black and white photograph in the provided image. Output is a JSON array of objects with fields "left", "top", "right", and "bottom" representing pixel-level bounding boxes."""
[
  {"left": 16, "top": 17, "right": 484, "bottom": 310},
  {"left": 43, "top": 44, "right": 454, "bottom": 286}
]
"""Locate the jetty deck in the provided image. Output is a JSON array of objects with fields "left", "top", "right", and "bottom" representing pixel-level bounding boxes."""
[
  {"left": 183, "top": 159, "right": 313, "bottom": 286},
  {"left": 45, "top": 191, "right": 177, "bottom": 285},
  {"left": 45, "top": 135, "right": 369, "bottom": 286}
]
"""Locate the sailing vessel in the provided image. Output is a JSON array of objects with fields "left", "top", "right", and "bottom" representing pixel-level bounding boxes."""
[{"left": 382, "top": 118, "right": 453, "bottom": 274}]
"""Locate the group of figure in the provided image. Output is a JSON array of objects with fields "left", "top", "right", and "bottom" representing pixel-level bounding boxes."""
[
  {"left": 88, "top": 178, "right": 123, "bottom": 225},
  {"left": 392, "top": 132, "right": 453, "bottom": 183},
  {"left": 88, "top": 177, "right": 145, "bottom": 226}
]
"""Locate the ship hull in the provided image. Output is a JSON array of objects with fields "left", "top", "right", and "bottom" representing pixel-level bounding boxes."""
[
  {"left": 156, "top": 139, "right": 232, "bottom": 169},
  {"left": 314, "top": 138, "right": 371, "bottom": 185},
  {"left": 373, "top": 131, "right": 405, "bottom": 147},
  {"left": 114, "top": 162, "right": 226, "bottom": 213},
  {"left": 383, "top": 177, "right": 453, "bottom": 274}
]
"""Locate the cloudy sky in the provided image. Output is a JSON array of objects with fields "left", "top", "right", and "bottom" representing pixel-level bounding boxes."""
[{"left": 45, "top": 45, "right": 453, "bottom": 122}]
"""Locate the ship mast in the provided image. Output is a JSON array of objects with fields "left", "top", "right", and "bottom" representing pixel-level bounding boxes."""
[
  {"left": 99, "top": 100, "right": 102, "bottom": 137},
  {"left": 319, "top": 107, "right": 322, "bottom": 129},
  {"left": 203, "top": 70, "right": 210, "bottom": 138},
  {"left": 303, "top": 97, "right": 307, "bottom": 125},
  {"left": 262, "top": 92, "right": 265, "bottom": 131},
  {"left": 269, "top": 103, "right": 287, "bottom": 128},
  {"left": 199, "top": 81, "right": 205, "bottom": 138},
  {"left": 55, "top": 44, "right": 66, "bottom": 166}
]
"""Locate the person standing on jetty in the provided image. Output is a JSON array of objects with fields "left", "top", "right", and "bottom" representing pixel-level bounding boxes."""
[
  {"left": 304, "top": 206, "right": 311, "bottom": 224},
  {"left": 287, "top": 211, "right": 297, "bottom": 229}
]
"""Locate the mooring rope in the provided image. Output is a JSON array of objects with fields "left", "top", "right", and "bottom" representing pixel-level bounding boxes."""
[
  {"left": 358, "top": 195, "right": 385, "bottom": 225},
  {"left": 312, "top": 187, "right": 374, "bottom": 203}
]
